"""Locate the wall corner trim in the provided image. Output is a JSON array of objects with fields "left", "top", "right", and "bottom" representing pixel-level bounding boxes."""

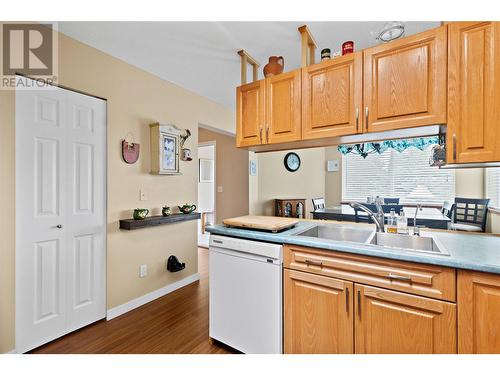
[{"left": 106, "top": 273, "right": 200, "bottom": 321}]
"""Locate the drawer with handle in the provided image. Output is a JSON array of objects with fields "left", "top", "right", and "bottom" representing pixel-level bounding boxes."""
[{"left": 284, "top": 245, "right": 456, "bottom": 302}]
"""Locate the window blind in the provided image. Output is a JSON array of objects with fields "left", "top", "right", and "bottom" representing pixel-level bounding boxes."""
[
  {"left": 486, "top": 168, "right": 500, "bottom": 208},
  {"left": 342, "top": 147, "right": 455, "bottom": 204}
]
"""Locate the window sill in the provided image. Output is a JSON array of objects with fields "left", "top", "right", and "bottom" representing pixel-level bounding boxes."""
[{"left": 489, "top": 206, "right": 500, "bottom": 216}]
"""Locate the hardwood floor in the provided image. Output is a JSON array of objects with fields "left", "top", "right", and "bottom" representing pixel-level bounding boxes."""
[{"left": 30, "top": 248, "right": 237, "bottom": 354}]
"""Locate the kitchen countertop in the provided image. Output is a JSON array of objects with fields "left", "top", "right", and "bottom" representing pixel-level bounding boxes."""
[{"left": 206, "top": 221, "right": 500, "bottom": 274}]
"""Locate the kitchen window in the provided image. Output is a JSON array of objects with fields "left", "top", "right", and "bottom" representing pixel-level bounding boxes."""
[
  {"left": 486, "top": 168, "right": 500, "bottom": 209},
  {"left": 342, "top": 147, "right": 455, "bottom": 204}
]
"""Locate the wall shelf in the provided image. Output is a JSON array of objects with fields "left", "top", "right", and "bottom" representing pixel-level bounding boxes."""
[{"left": 119, "top": 212, "right": 200, "bottom": 230}]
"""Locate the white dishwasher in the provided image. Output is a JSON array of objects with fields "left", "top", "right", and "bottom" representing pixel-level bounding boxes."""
[{"left": 209, "top": 235, "right": 283, "bottom": 354}]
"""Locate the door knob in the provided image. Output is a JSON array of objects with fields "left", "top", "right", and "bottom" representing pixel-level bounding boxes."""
[{"left": 56, "top": 224, "right": 63, "bottom": 229}]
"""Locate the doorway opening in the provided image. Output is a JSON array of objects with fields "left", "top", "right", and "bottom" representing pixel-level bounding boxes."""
[{"left": 198, "top": 142, "right": 216, "bottom": 247}]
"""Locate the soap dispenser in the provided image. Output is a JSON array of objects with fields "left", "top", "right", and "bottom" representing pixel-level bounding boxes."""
[{"left": 397, "top": 209, "right": 408, "bottom": 235}]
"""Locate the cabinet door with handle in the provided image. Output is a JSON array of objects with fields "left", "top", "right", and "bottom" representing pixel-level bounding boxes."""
[
  {"left": 354, "top": 284, "right": 456, "bottom": 354},
  {"left": 236, "top": 80, "right": 265, "bottom": 147},
  {"left": 447, "top": 22, "right": 500, "bottom": 164},
  {"left": 266, "top": 69, "right": 302, "bottom": 144},
  {"left": 302, "top": 52, "right": 363, "bottom": 139},
  {"left": 364, "top": 26, "right": 447, "bottom": 133},
  {"left": 458, "top": 270, "right": 500, "bottom": 353},
  {"left": 284, "top": 269, "right": 354, "bottom": 354}
]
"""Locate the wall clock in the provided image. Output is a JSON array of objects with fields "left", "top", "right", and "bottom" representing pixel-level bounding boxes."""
[{"left": 284, "top": 152, "right": 301, "bottom": 172}]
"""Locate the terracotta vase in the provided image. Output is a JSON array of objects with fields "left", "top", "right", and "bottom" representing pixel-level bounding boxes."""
[{"left": 263, "top": 56, "right": 284, "bottom": 77}]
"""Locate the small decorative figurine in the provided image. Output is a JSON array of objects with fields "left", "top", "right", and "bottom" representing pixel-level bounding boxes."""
[
  {"left": 178, "top": 203, "right": 197, "bottom": 214},
  {"left": 133, "top": 208, "right": 149, "bottom": 220},
  {"left": 162, "top": 206, "right": 172, "bottom": 217},
  {"left": 180, "top": 129, "right": 192, "bottom": 161}
]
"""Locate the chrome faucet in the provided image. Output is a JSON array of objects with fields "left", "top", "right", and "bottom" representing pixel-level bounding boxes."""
[
  {"left": 413, "top": 204, "right": 423, "bottom": 236},
  {"left": 350, "top": 202, "right": 385, "bottom": 233}
]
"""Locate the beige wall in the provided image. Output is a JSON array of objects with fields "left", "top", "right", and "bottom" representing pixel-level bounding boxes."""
[
  {"left": 325, "top": 147, "right": 343, "bottom": 207},
  {"left": 198, "top": 128, "right": 249, "bottom": 223},
  {"left": 0, "top": 27, "right": 235, "bottom": 353},
  {"left": 249, "top": 152, "right": 260, "bottom": 215},
  {"left": 255, "top": 148, "right": 325, "bottom": 218},
  {"left": 455, "top": 169, "right": 484, "bottom": 198}
]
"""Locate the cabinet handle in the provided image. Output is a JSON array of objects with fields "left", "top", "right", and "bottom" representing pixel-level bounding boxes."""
[
  {"left": 357, "top": 289, "right": 361, "bottom": 317},
  {"left": 259, "top": 127, "right": 263, "bottom": 142},
  {"left": 305, "top": 259, "right": 323, "bottom": 266},
  {"left": 452, "top": 133, "right": 457, "bottom": 161},
  {"left": 355, "top": 108, "right": 359, "bottom": 131},
  {"left": 266, "top": 126, "right": 269, "bottom": 143},
  {"left": 388, "top": 273, "right": 412, "bottom": 282},
  {"left": 345, "top": 287, "right": 349, "bottom": 313},
  {"left": 365, "top": 107, "right": 369, "bottom": 128}
]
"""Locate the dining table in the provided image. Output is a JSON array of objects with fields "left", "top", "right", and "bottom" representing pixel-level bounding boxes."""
[{"left": 312, "top": 204, "right": 451, "bottom": 229}]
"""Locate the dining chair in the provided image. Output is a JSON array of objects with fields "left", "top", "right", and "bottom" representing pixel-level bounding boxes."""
[
  {"left": 312, "top": 198, "right": 325, "bottom": 211},
  {"left": 353, "top": 204, "right": 377, "bottom": 223},
  {"left": 383, "top": 197, "right": 400, "bottom": 205},
  {"left": 441, "top": 201, "right": 454, "bottom": 219},
  {"left": 449, "top": 198, "right": 490, "bottom": 232},
  {"left": 353, "top": 204, "right": 404, "bottom": 223}
]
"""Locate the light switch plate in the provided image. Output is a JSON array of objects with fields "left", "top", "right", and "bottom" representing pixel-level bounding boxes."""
[
  {"left": 217, "top": 186, "right": 223, "bottom": 193},
  {"left": 327, "top": 159, "right": 339, "bottom": 172}
]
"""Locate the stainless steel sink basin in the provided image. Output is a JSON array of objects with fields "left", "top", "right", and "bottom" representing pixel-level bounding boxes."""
[
  {"left": 294, "top": 224, "right": 450, "bottom": 256},
  {"left": 367, "top": 232, "right": 450, "bottom": 256},
  {"left": 295, "top": 225, "right": 375, "bottom": 244}
]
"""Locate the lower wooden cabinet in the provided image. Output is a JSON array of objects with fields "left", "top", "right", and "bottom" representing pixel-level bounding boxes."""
[
  {"left": 354, "top": 284, "right": 457, "bottom": 354},
  {"left": 284, "top": 245, "right": 500, "bottom": 354},
  {"left": 458, "top": 270, "right": 500, "bottom": 353},
  {"left": 284, "top": 269, "right": 353, "bottom": 354}
]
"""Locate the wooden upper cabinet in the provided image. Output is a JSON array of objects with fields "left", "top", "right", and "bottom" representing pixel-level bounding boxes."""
[
  {"left": 355, "top": 284, "right": 457, "bottom": 354},
  {"left": 284, "top": 269, "right": 354, "bottom": 354},
  {"left": 458, "top": 270, "right": 500, "bottom": 353},
  {"left": 363, "top": 26, "right": 447, "bottom": 133},
  {"left": 447, "top": 22, "right": 500, "bottom": 164},
  {"left": 302, "top": 52, "right": 363, "bottom": 139},
  {"left": 266, "top": 69, "right": 302, "bottom": 144},
  {"left": 236, "top": 80, "right": 265, "bottom": 147}
]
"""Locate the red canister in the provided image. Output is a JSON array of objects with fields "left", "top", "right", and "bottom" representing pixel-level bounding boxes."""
[{"left": 342, "top": 41, "right": 354, "bottom": 55}]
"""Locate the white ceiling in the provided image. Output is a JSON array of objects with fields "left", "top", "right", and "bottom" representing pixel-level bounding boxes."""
[{"left": 59, "top": 22, "right": 440, "bottom": 109}]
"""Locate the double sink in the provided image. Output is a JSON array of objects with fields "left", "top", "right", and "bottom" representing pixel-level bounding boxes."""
[{"left": 295, "top": 225, "right": 449, "bottom": 256}]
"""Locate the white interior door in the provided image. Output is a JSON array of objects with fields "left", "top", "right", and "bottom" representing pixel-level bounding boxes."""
[{"left": 15, "top": 77, "right": 106, "bottom": 353}]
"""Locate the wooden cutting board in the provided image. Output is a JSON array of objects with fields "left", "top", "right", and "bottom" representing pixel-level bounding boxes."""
[{"left": 222, "top": 215, "right": 299, "bottom": 232}]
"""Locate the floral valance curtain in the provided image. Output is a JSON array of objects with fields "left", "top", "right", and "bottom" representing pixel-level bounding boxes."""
[{"left": 337, "top": 136, "right": 442, "bottom": 159}]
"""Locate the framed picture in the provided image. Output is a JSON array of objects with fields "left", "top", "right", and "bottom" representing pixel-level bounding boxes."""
[
  {"left": 162, "top": 133, "right": 178, "bottom": 172},
  {"left": 199, "top": 158, "right": 214, "bottom": 182},
  {"left": 150, "top": 123, "right": 181, "bottom": 175}
]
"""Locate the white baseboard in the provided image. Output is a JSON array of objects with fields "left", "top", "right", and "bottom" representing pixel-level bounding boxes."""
[
  {"left": 106, "top": 273, "right": 200, "bottom": 321},
  {"left": 4, "top": 349, "right": 17, "bottom": 354}
]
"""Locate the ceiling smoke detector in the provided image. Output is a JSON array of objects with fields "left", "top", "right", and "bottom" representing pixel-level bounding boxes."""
[{"left": 376, "top": 22, "right": 405, "bottom": 42}]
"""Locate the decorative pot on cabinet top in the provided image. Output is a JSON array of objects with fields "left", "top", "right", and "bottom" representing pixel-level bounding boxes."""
[{"left": 263, "top": 56, "right": 284, "bottom": 77}]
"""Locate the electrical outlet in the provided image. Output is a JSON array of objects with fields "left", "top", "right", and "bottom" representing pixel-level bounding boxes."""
[
  {"left": 140, "top": 189, "right": 147, "bottom": 201},
  {"left": 217, "top": 185, "right": 223, "bottom": 193},
  {"left": 139, "top": 264, "right": 148, "bottom": 278}
]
